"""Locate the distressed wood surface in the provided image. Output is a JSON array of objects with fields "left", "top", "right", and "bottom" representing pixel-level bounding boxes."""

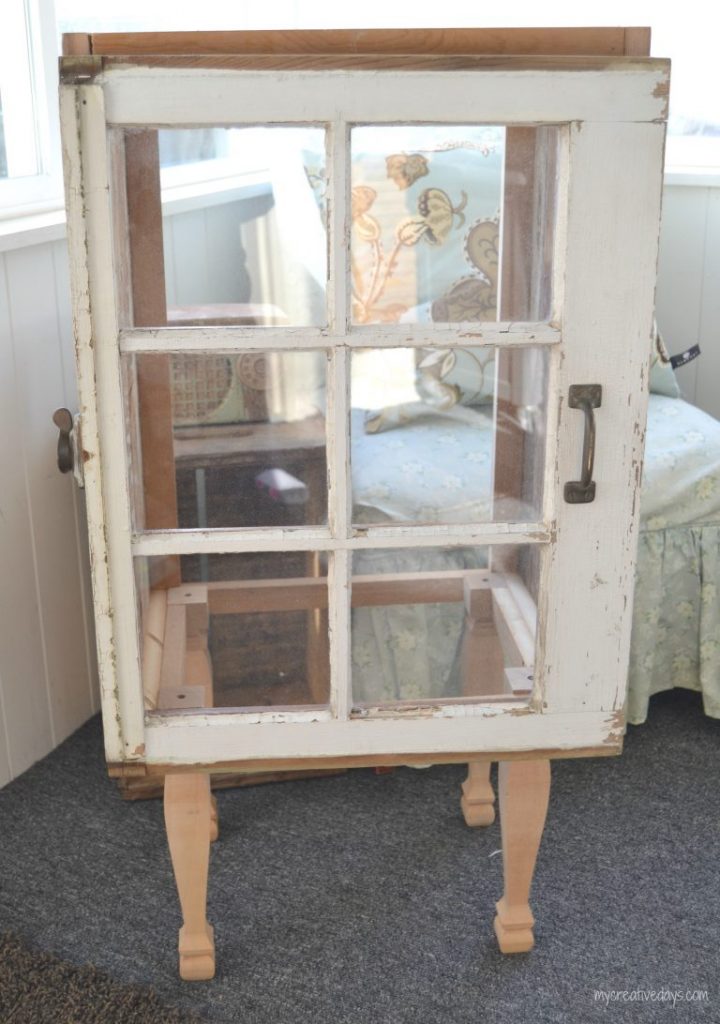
[
  {"left": 537, "top": 121, "right": 666, "bottom": 716},
  {"left": 99, "top": 63, "right": 669, "bottom": 127},
  {"left": 141, "top": 709, "right": 623, "bottom": 766},
  {"left": 109, "top": 739, "right": 619, "bottom": 779},
  {"left": 325, "top": 121, "right": 351, "bottom": 720},
  {"left": 141, "top": 712, "right": 626, "bottom": 770},
  {"left": 119, "top": 322, "right": 561, "bottom": 354},
  {"left": 61, "top": 85, "right": 125, "bottom": 764},
  {"left": 64, "top": 53, "right": 664, "bottom": 770},
  {"left": 87, "top": 54, "right": 664, "bottom": 75},
  {"left": 62, "top": 84, "right": 146, "bottom": 762},
  {"left": 131, "top": 523, "right": 549, "bottom": 557}
]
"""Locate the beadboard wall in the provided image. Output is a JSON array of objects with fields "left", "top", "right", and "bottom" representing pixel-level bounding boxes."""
[
  {"left": 0, "top": 180, "right": 718, "bottom": 788},
  {"left": 656, "top": 183, "right": 720, "bottom": 421},
  {"left": 0, "top": 239, "right": 98, "bottom": 788}
]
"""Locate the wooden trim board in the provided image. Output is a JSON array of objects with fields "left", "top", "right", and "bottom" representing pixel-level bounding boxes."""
[
  {"left": 108, "top": 739, "right": 621, "bottom": 778},
  {"left": 117, "top": 767, "right": 347, "bottom": 800},
  {"left": 62, "top": 27, "right": 650, "bottom": 58}
]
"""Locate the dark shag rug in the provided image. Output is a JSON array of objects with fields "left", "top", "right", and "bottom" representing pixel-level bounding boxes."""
[
  {"left": 0, "top": 688, "right": 718, "bottom": 1024},
  {"left": 0, "top": 932, "right": 198, "bottom": 1023}
]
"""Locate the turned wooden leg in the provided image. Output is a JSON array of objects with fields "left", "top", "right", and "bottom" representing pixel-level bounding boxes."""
[
  {"left": 494, "top": 759, "right": 550, "bottom": 954},
  {"left": 164, "top": 773, "right": 215, "bottom": 981},
  {"left": 461, "top": 761, "right": 495, "bottom": 826}
]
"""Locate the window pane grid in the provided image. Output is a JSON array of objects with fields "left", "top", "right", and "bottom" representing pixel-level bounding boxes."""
[
  {"left": 116, "top": 114, "right": 560, "bottom": 725},
  {"left": 131, "top": 525, "right": 551, "bottom": 557},
  {"left": 325, "top": 120, "right": 352, "bottom": 716},
  {"left": 118, "top": 322, "right": 562, "bottom": 354}
]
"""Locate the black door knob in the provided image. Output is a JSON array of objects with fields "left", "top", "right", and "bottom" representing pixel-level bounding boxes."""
[{"left": 52, "top": 408, "right": 74, "bottom": 474}]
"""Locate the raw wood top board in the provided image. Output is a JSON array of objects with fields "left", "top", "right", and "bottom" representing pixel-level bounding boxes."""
[{"left": 62, "top": 26, "right": 651, "bottom": 57}]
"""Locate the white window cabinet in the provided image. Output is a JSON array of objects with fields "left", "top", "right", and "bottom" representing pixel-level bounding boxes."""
[{"left": 59, "top": 37, "right": 667, "bottom": 981}]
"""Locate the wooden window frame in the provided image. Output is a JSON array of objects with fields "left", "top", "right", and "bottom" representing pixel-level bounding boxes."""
[{"left": 60, "top": 52, "right": 667, "bottom": 770}]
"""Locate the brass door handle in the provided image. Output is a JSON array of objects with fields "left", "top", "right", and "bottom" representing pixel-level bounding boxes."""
[{"left": 564, "top": 384, "right": 602, "bottom": 504}]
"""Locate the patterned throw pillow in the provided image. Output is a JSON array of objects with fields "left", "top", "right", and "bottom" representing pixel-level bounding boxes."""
[
  {"left": 364, "top": 346, "right": 495, "bottom": 434},
  {"left": 415, "top": 348, "right": 495, "bottom": 409}
]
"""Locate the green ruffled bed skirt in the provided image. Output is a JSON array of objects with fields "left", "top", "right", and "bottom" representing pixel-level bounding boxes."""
[{"left": 628, "top": 525, "right": 720, "bottom": 724}]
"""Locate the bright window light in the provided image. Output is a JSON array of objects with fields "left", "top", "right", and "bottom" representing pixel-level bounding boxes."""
[
  {"left": 55, "top": 0, "right": 720, "bottom": 174},
  {"left": 0, "top": 0, "right": 62, "bottom": 216}
]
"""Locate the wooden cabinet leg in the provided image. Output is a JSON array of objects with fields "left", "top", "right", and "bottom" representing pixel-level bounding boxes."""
[
  {"left": 164, "top": 773, "right": 216, "bottom": 981},
  {"left": 461, "top": 761, "right": 495, "bottom": 826},
  {"left": 493, "top": 759, "right": 550, "bottom": 954}
]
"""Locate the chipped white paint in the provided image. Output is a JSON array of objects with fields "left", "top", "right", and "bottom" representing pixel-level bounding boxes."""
[
  {"left": 325, "top": 119, "right": 352, "bottom": 720},
  {"left": 100, "top": 63, "right": 669, "bottom": 127},
  {"left": 118, "top": 321, "right": 561, "bottom": 354},
  {"left": 64, "top": 62, "right": 666, "bottom": 768},
  {"left": 61, "top": 84, "right": 145, "bottom": 762},
  {"left": 131, "top": 523, "right": 549, "bottom": 557},
  {"left": 61, "top": 85, "right": 124, "bottom": 764},
  {"left": 143, "top": 708, "right": 623, "bottom": 766},
  {"left": 536, "top": 121, "right": 666, "bottom": 716}
]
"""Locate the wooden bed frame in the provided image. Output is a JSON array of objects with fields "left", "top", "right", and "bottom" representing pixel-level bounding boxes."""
[{"left": 63, "top": 26, "right": 652, "bottom": 980}]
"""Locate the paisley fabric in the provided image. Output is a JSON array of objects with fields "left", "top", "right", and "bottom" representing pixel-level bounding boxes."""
[
  {"left": 351, "top": 395, "right": 720, "bottom": 718},
  {"left": 350, "top": 126, "right": 503, "bottom": 325},
  {"left": 364, "top": 346, "right": 497, "bottom": 434}
]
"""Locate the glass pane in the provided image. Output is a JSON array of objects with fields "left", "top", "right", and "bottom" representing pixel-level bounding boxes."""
[
  {"left": 351, "top": 346, "right": 548, "bottom": 526},
  {"left": 138, "top": 552, "right": 329, "bottom": 712},
  {"left": 110, "top": 126, "right": 327, "bottom": 326},
  {"left": 350, "top": 125, "right": 558, "bottom": 324},
  {"left": 351, "top": 544, "right": 538, "bottom": 708},
  {"left": 123, "top": 351, "right": 327, "bottom": 531}
]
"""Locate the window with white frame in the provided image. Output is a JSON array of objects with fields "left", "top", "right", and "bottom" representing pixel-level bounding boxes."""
[{"left": 0, "top": 0, "right": 62, "bottom": 215}]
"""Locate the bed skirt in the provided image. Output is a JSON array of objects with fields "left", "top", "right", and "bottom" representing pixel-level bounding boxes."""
[{"left": 628, "top": 524, "right": 720, "bottom": 724}]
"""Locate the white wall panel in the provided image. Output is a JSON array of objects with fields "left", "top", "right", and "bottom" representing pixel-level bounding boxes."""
[
  {"left": 0, "top": 253, "right": 56, "bottom": 779},
  {"left": 695, "top": 189, "right": 720, "bottom": 422},
  {"left": 52, "top": 239, "right": 100, "bottom": 717},
  {"left": 655, "top": 182, "right": 720, "bottom": 421},
  {"left": 0, "top": 239, "right": 98, "bottom": 787},
  {"left": 4, "top": 244, "right": 95, "bottom": 746}
]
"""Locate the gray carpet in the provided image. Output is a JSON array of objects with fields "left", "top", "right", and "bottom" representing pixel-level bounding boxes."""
[
  {"left": 0, "top": 932, "right": 199, "bottom": 1023},
  {"left": 0, "top": 689, "right": 717, "bottom": 1024}
]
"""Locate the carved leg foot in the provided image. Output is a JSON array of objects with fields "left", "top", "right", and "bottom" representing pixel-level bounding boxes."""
[
  {"left": 164, "top": 773, "right": 216, "bottom": 980},
  {"left": 461, "top": 761, "right": 495, "bottom": 826},
  {"left": 210, "top": 794, "right": 219, "bottom": 843},
  {"left": 493, "top": 759, "right": 550, "bottom": 954}
]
